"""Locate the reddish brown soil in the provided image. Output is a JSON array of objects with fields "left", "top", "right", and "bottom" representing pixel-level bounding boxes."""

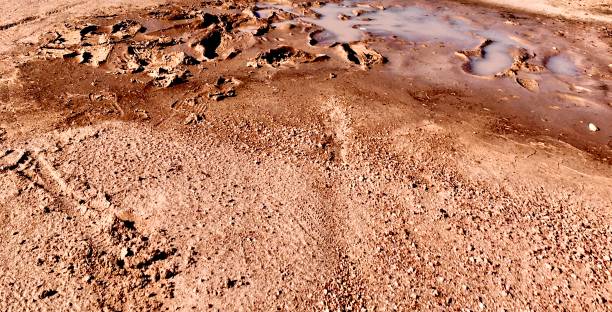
[{"left": 0, "top": 0, "right": 611, "bottom": 311}]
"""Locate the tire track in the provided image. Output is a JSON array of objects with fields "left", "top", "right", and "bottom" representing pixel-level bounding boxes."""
[
  {"left": 0, "top": 16, "right": 39, "bottom": 31},
  {"left": 0, "top": 1, "right": 85, "bottom": 31}
]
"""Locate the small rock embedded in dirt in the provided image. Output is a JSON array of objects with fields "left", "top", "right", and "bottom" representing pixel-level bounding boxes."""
[
  {"left": 353, "top": 9, "right": 367, "bottom": 16},
  {"left": 184, "top": 113, "right": 203, "bottom": 125},
  {"left": 0, "top": 149, "right": 27, "bottom": 171},
  {"left": 516, "top": 78, "right": 539, "bottom": 92},
  {"left": 39, "top": 289, "right": 58, "bottom": 299},
  {"left": 120, "top": 247, "right": 133, "bottom": 259},
  {"left": 82, "top": 275, "right": 93, "bottom": 283},
  {"left": 208, "top": 89, "right": 236, "bottom": 101},
  {"left": 588, "top": 123, "right": 600, "bottom": 132},
  {"left": 150, "top": 69, "right": 190, "bottom": 88},
  {"left": 134, "top": 109, "right": 149, "bottom": 120},
  {"left": 208, "top": 76, "right": 240, "bottom": 100}
]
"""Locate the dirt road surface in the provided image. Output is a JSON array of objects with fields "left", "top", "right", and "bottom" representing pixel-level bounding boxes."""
[{"left": 0, "top": 0, "right": 611, "bottom": 311}]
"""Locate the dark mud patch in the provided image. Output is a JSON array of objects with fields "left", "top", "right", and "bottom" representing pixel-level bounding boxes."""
[
  {"left": 337, "top": 43, "right": 386, "bottom": 69},
  {"left": 251, "top": 46, "right": 329, "bottom": 67}
]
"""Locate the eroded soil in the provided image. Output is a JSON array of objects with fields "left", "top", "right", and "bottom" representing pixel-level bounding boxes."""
[{"left": 0, "top": 0, "right": 611, "bottom": 311}]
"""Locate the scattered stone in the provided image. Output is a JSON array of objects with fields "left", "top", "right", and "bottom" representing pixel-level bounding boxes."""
[
  {"left": 184, "top": 113, "right": 203, "bottom": 125},
  {"left": 149, "top": 69, "right": 190, "bottom": 88},
  {"left": 120, "top": 247, "right": 133, "bottom": 259},
  {"left": 588, "top": 123, "right": 600, "bottom": 132},
  {"left": 0, "top": 149, "right": 27, "bottom": 171},
  {"left": 208, "top": 89, "right": 236, "bottom": 101},
  {"left": 516, "top": 78, "right": 539, "bottom": 92},
  {"left": 39, "top": 289, "right": 58, "bottom": 299},
  {"left": 82, "top": 275, "right": 93, "bottom": 283},
  {"left": 134, "top": 109, "right": 149, "bottom": 120}
]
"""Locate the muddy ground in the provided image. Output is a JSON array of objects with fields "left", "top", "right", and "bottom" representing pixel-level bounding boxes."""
[{"left": 0, "top": 0, "right": 611, "bottom": 311}]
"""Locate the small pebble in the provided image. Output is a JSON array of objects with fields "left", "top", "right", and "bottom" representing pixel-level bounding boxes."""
[{"left": 588, "top": 123, "right": 599, "bottom": 132}]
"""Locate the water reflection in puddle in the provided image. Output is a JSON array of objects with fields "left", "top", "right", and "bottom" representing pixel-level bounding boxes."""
[
  {"left": 257, "top": 1, "right": 584, "bottom": 78},
  {"left": 358, "top": 7, "right": 476, "bottom": 44},
  {"left": 546, "top": 54, "right": 578, "bottom": 76},
  {"left": 469, "top": 42, "right": 514, "bottom": 76},
  {"left": 303, "top": 4, "right": 366, "bottom": 43}
]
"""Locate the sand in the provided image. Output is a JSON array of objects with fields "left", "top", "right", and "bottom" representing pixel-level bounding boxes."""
[{"left": 466, "top": 0, "right": 612, "bottom": 22}]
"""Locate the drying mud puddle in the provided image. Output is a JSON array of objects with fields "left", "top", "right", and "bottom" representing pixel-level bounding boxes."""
[{"left": 2, "top": 0, "right": 609, "bottom": 159}]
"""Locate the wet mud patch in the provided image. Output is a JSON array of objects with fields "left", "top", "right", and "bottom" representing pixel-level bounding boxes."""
[
  {"left": 4, "top": 0, "right": 611, "bottom": 163},
  {"left": 457, "top": 40, "right": 543, "bottom": 78},
  {"left": 251, "top": 46, "right": 329, "bottom": 67}
]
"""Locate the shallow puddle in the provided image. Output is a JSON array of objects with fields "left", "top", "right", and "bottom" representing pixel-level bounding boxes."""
[
  {"left": 258, "top": 1, "right": 535, "bottom": 76},
  {"left": 546, "top": 54, "right": 578, "bottom": 76},
  {"left": 303, "top": 3, "right": 366, "bottom": 43},
  {"left": 357, "top": 7, "right": 477, "bottom": 45},
  {"left": 468, "top": 42, "right": 515, "bottom": 76}
]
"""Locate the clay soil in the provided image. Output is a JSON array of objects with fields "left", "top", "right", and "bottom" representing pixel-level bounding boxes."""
[{"left": 0, "top": 0, "right": 611, "bottom": 311}]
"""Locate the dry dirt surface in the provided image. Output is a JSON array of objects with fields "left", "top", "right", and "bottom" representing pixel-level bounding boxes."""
[
  {"left": 462, "top": 0, "right": 612, "bottom": 22},
  {"left": 0, "top": 0, "right": 611, "bottom": 311}
]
